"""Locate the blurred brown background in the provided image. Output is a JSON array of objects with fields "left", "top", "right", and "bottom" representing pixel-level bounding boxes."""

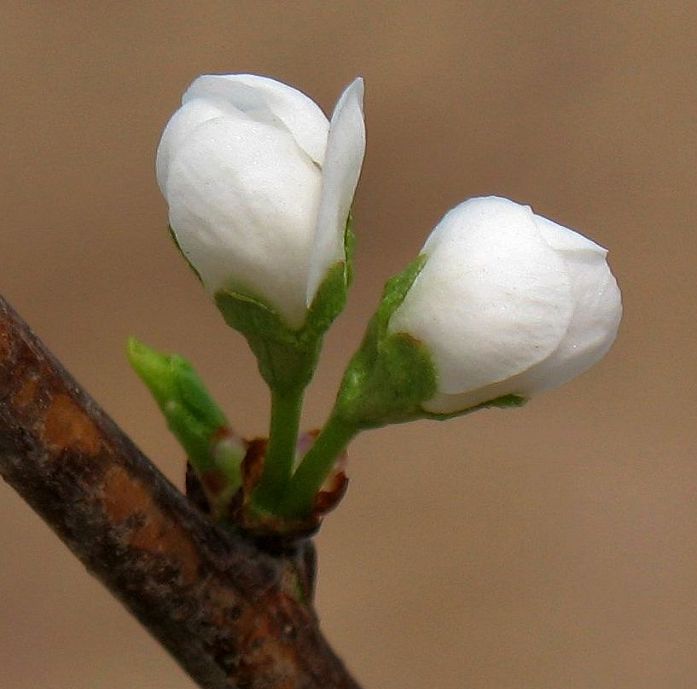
[{"left": 1, "top": 2, "right": 696, "bottom": 688}]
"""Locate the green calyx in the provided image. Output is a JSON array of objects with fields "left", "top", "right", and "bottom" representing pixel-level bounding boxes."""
[
  {"left": 127, "top": 338, "right": 244, "bottom": 513},
  {"left": 214, "top": 221, "right": 355, "bottom": 394},
  {"left": 334, "top": 254, "right": 438, "bottom": 428}
]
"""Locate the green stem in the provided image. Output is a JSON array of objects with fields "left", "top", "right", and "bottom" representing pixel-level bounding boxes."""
[
  {"left": 252, "top": 387, "right": 305, "bottom": 510},
  {"left": 279, "top": 413, "right": 358, "bottom": 518}
]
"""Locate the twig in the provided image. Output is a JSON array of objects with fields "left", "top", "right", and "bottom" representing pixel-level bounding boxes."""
[{"left": 0, "top": 296, "right": 361, "bottom": 689}]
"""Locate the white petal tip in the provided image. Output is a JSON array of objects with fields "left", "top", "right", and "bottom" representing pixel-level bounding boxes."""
[{"left": 338, "top": 77, "right": 365, "bottom": 112}]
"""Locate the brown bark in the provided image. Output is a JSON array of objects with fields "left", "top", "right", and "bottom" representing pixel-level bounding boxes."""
[{"left": 0, "top": 296, "right": 361, "bottom": 689}]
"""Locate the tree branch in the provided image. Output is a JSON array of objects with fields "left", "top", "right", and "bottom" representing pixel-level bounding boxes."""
[{"left": 0, "top": 296, "right": 361, "bottom": 689}]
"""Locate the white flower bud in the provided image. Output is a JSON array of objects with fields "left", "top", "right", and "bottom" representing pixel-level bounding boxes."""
[
  {"left": 156, "top": 74, "right": 366, "bottom": 329},
  {"left": 388, "top": 196, "right": 622, "bottom": 414}
]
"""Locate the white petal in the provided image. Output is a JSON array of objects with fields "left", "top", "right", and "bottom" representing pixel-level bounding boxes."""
[
  {"left": 517, "top": 229, "right": 622, "bottom": 392},
  {"left": 421, "top": 204, "right": 623, "bottom": 412},
  {"left": 305, "top": 78, "right": 366, "bottom": 305},
  {"left": 156, "top": 97, "right": 233, "bottom": 193},
  {"left": 389, "top": 197, "right": 574, "bottom": 394},
  {"left": 533, "top": 213, "right": 607, "bottom": 254},
  {"left": 165, "top": 116, "right": 322, "bottom": 329},
  {"left": 184, "top": 74, "right": 329, "bottom": 165}
]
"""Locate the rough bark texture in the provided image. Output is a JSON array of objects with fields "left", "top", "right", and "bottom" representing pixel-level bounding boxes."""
[{"left": 0, "top": 296, "right": 361, "bottom": 689}]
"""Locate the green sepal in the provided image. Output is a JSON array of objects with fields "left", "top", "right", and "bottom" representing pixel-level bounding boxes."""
[
  {"left": 214, "top": 218, "right": 355, "bottom": 394},
  {"left": 424, "top": 393, "right": 527, "bottom": 421},
  {"left": 333, "top": 255, "right": 437, "bottom": 428},
  {"left": 126, "top": 337, "right": 243, "bottom": 493},
  {"left": 168, "top": 225, "right": 203, "bottom": 284}
]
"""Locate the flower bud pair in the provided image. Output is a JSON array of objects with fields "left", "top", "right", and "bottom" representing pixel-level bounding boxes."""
[
  {"left": 151, "top": 74, "right": 623, "bottom": 522},
  {"left": 156, "top": 75, "right": 621, "bottom": 419}
]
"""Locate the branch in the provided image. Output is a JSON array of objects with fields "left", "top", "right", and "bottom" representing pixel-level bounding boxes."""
[{"left": 0, "top": 296, "right": 361, "bottom": 689}]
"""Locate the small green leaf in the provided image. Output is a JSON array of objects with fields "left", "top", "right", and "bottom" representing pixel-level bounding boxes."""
[{"left": 126, "top": 337, "right": 244, "bottom": 494}]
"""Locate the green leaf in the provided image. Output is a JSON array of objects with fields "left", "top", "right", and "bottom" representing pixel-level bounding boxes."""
[{"left": 126, "top": 338, "right": 243, "bottom": 491}]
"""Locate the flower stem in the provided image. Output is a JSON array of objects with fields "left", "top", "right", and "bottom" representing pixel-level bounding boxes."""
[
  {"left": 252, "top": 387, "right": 305, "bottom": 510},
  {"left": 278, "top": 413, "right": 358, "bottom": 518}
]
